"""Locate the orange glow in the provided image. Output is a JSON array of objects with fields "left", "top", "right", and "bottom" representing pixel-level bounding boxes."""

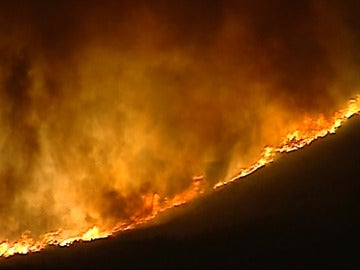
[
  {"left": 0, "top": 175, "right": 206, "bottom": 257},
  {"left": 0, "top": 95, "right": 359, "bottom": 258},
  {"left": 215, "top": 95, "right": 360, "bottom": 188}
]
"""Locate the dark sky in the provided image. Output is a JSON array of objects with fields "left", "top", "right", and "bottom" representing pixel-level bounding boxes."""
[{"left": 0, "top": 0, "right": 359, "bottom": 260}]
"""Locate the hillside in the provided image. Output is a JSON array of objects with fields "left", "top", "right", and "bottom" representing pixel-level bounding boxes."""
[{"left": 2, "top": 115, "right": 360, "bottom": 269}]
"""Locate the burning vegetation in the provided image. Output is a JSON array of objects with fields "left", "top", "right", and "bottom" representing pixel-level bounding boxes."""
[{"left": 0, "top": 0, "right": 360, "bottom": 258}]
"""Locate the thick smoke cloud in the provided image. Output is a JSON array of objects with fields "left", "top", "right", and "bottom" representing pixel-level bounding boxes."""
[{"left": 0, "top": 0, "right": 359, "bottom": 240}]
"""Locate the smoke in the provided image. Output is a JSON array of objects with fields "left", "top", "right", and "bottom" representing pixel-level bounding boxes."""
[{"left": 0, "top": 0, "right": 359, "bottom": 240}]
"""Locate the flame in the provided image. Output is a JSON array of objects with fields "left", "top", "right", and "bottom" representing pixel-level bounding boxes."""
[
  {"left": 0, "top": 95, "right": 360, "bottom": 258},
  {"left": 215, "top": 95, "right": 360, "bottom": 188},
  {"left": 0, "top": 176, "right": 206, "bottom": 258}
]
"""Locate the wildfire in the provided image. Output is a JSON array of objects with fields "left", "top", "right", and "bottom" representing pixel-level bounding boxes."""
[
  {"left": 215, "top": 95, "right": 360, "bottom": 188},
  {"left": 0, "top": 95, "right": 360, "bottom": 259},
  {"left": 0, "top": 175, "right": 206, "bottom": 258}
]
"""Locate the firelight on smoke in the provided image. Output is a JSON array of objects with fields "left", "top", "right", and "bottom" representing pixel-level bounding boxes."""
[
  {"left": 1, "top": 0, "right": 360, "bottom": 259},
  {"left": 1, "top": 94, "right": 359, "bottom": 258}
]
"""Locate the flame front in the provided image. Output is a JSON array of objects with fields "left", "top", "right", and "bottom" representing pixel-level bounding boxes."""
[
  {"left": 1, "top": 0, "right": 360, "bottom": 261},
  {"left": 1, "top": 95, "right": 359, "bottom": 258},
  {"left": 215, "top": 95, "right": 360, "bottom": 188}
]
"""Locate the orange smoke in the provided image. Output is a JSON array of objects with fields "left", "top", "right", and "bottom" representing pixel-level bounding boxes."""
[
  {"left": 215, "top": 95, "right": 360, "bottom": 188},
  {"left": 1, "top": 0, "right": 360, "bottom": 260},
  {"left": 1, "top": 94, "right": 359, "bottom": 258}
]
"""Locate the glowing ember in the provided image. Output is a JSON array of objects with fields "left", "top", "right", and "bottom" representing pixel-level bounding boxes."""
[{"left": 0, "top": 95, "right": 359, "bottom": 258}]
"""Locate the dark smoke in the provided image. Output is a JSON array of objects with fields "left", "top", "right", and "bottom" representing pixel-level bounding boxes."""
[{"left": 0, "top": 0, "right": 359, "bottom": 240}]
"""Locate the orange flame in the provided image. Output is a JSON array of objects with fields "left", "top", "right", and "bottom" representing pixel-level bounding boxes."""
[
  {"left": 215, "top": 95, "right": 360, "bottom": 188},
  {"left": 1, "top": 95, "right": 360, "bottom": 258},
  {"left": 0, "top": 176, "right": 206, "bottom": 258}
]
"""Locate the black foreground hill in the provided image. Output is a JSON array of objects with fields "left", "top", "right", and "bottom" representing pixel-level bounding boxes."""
[{"left": 1, "top": 115, "right": 360, "bottom": 269}]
